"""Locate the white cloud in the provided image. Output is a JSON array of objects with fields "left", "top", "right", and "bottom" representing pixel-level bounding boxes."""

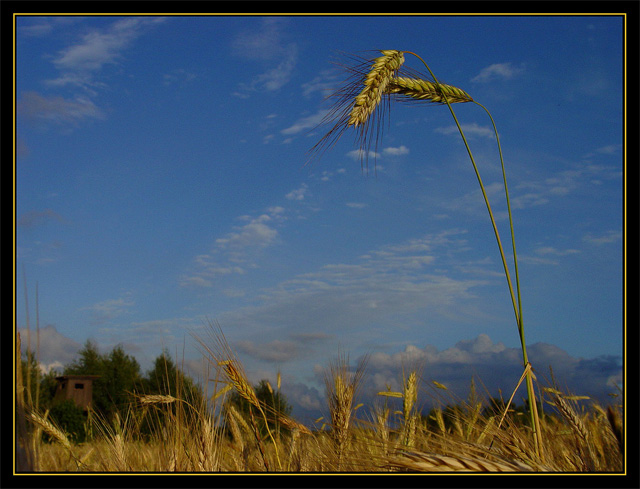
[
  {"left": 181, "top": 207, "right": 286, "bottom": 288},
  {"left": 231, "top": 18, "right": 298, "bottom": 94},
  {"left": 19, "top": 21, "right": 55, "bottom": 37},
  {"left": 383, "top": 145, "right": 410, "bottom": 156},
  {"left": 512, "top": 163, "right": 620, "bottom": 211},
  {"left": 216, "top": 215, "right": 279, "bottom": 249},
  {"left": 162, "top": 68, "right": 196, "bottom": 86},
  {"left": 223, "top": 288, "right": 246, "bottom": 298},
  {"left": 356, "top": 334, "right": 621, "bottom": 412},
  {"left": 471, "top": 62, "right": 525, "bottom": 83},
  {"left": 596, "top": 144, "right": 622, "bottom": 155},
  {"left": 277, "top": 333, "right": 622, "bottom": 420},
  {"left": 583, "top": 230, "right": 622, "bottom": 245},
  {"left": 281, "top": 110, "right": 327, "bottom": 136},
  {"left": 216, "top": 229, "right": 483, "bottom": 344},
  {"left": 18, "top": 92, "right": 104, "bottom": 126},
  {"left": 434, "top": 122, "right": 494, "bottom": 139},
  {"left": 535, "top": 246, "right": 580, "bottom": 256},
  {"left": 230, "top": 17, "right": 289, "bottom": 60},
  {"left": 18, "top": 325, "right": 82, "bottom": 373},
  {"left": 17, "top": 209, "right": 65, "bottom": 228},
  {"left": 81, "top": 295, "right": 135, "bottom": 325},
  {"left": 301, "top": 69, "right": 340, "bottom": 97},
  {"left": 286, "top": 183, "right": 308, "bottom": 201},
  {"left": 21, "top": 18, "right": 164, "bottom": 133},
  {"left": 347, "top": 149, "right": 381, "bottom": 160},
  {"left": 442, "top": 181, "right": 507, "bottom": 216},
  {"left": 179, "top": 275, "right": 213, "bottom": 288},
  {"left": 235, "top": 339, "right": 300, "bottom": 363},
  {"left": 48, "top": 17, "right": 166, "bottom": 88}
]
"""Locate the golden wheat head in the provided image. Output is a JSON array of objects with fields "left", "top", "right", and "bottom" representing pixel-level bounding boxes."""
[
  {"left": 387, "top": 76, "right": 473, "bottom": 104},
  {"left": 348, "top": 50, "right": 405, "bottom": 127}
]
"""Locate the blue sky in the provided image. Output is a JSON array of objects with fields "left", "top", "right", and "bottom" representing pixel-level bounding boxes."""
[{"left": 15, "top": 15, "right": 625, "bottom": 420}]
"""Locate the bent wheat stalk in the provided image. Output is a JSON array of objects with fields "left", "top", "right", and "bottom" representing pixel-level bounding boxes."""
[
  {"left": 402, "top": 50, "right": 541, "bottom": 456},
  {"left": 310, "top": 49, "right": 541, "bottom": 457},
  {"left": 387, "top": 450, "right": 537, "bottom": 472},
  {"left": 27, "top": 411, "right": 72, "bottom": 452}
]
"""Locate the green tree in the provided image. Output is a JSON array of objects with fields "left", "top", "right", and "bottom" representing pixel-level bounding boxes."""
[
  {"left": 19, "top": 350, "right": 58, "bottom": 411},
  {"left": 144, "top": 349, "right": 179, "bottom": 396},
  {"left": 143, "top": 349, "right": 203, "bottom": 405},
  {"left": 137, "top": 350, "right": 206, "bottom": 438},
  {"left": 65, "top": 340, "right": 103, "bottom": 375},
  {"left": 102, "top": 345, "right": 142, "bottom": 413}
]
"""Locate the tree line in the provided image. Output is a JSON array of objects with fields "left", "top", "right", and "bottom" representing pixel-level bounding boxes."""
[{"left": 19, "top": 340, "right": 291, "bottom": 443}]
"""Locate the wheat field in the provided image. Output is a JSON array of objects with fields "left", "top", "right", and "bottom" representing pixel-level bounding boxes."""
[{"left": 15, "top": 329, "right": 624, "bottom": 474}]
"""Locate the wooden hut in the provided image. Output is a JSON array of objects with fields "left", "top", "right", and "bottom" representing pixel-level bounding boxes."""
[{"left": 54, "top": 375, "right": 99, "bottom": 411}]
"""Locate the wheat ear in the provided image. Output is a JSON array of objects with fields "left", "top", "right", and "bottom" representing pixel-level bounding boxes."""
[
  {"left": 348, "top": 50, "right": 405, "bottom": 127},
  {"left": 138, "top": 394, "right": 178, "bottom": 405},
  {"left": 325, "top": 352, "right": 369, "bottom": 470},
  {"left": 387, "top": 450, "right": 537, "bottom": 472},
  {"left": 328, "top": 370, "right": 354, "bottom": 465},
  {"left": 402, "top": 371, "right": 418, "bottom": 447},
  {"left": 553, "top": 394, "right": 589, "bottom": 443},
  {"left": 219, "top": 361, "right": 261, "bottom": 408},
  {"left": 388, "top": 76, "right": 473, "bottom": 103},
  {"left": 27, "top": 411, "right": 72, "bottom": 451}
]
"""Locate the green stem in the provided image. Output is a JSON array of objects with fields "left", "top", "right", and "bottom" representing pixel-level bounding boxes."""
[
  {"left": 404, "top": 51, "right": 541, "bottom": 456},
  {"left": 474, "top": 102, "right": 525, "bottom": 347},
  {"left": 475, "top": 102, "right": 542, "bottom": 456},
  {"left": 405, "top": 52, "right": 519, "bottom": 324}
]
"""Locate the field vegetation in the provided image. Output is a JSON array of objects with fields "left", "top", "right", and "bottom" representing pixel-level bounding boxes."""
[{"left": 15, "top": 326, "right": 624, "bottom": 473}]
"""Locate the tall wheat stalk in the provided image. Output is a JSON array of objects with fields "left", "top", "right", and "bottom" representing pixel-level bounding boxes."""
[
  {"left": 193, "top": 320, "right": 282, "bottom": 470},
  {"left": 310, "top": 49, "right": 541, "bottom": 456},
  {"left": 324, "top": 352, "right": 368, "bottom": 470},
  {"left": 16, "top": 332, "right": 34, "bottom": 471},
  {"left": 401, "top": 370, "right": 419, "bottom": 447}
]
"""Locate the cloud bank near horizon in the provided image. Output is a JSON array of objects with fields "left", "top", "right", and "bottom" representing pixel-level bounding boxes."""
[{"left": 18, "top": 325, "right": 622, "bottom": 422}]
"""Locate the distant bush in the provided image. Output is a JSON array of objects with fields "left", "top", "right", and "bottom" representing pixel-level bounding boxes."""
[{"left": 48, "top": 399, "right": 87, "bottom": 444}]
